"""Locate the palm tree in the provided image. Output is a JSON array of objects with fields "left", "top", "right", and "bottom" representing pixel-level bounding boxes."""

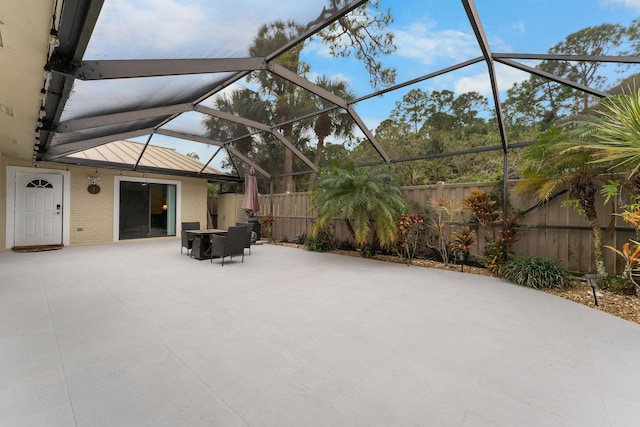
[
  {"left": 309, "top": 162, "right": 406, "bottom": 247},
  {"left": 516, "top": 127, "right": 610, "bottom": 278},
  {"left": 567, "top": 87, "right": 640, "bottom": 179},
  {"left": 308, "top": 76, "right": 356, "bottom": 182},
  {"left": 205, "top": 88, "right": 272, "bottom": 158},
  {"left": 249, "top": 21, "right": 312, "bottom": 193}
]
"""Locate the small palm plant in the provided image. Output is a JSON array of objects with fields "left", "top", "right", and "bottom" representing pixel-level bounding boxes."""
[
  {"left": 310, "top": 162, "right": 406, "bottom": 248},
  {"left": 569, "top": 86, "right": 640, "bottom": 179},
  {"left": 516, "top": 128, "right": 609, "bottom": 279}
]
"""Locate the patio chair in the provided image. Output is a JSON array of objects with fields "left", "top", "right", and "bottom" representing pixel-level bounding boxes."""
[
  {"left": 236, "top": 222, "right": 254, "bottom": 255},
  {"left": 180, "top": 221, "right": 200, "bottom": 255},
  {"left": 210, "top": 226, "right": 246, "bottom": 266}
]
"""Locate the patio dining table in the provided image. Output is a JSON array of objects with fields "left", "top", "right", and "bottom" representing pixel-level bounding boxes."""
[{"left": 187, "top": 229, "right": 228, "bottom": 260}]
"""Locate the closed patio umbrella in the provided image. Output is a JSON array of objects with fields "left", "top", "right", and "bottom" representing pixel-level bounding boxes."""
[{"left": 242, "top": 167, "right": 260, "bottom": 216}]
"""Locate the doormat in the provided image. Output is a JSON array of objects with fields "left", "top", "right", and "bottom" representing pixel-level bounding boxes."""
[{"left": 12, "top": 244, "right": 64, "bottom": 253}]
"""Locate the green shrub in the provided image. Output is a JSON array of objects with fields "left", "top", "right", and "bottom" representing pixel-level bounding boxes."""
[
  {"left": 305, "top": 227, "right": 338, "bottom": 252},
  {"left": 599, "top": 274, "right": 637, "bottom": 295},
  {"left": 503, "top": 257, "right": 574, "bottom": 289}
]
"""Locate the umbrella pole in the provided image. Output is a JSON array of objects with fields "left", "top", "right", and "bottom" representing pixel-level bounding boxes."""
[{"left": 270, "top": 179, "right": 274, "bottom": 214}]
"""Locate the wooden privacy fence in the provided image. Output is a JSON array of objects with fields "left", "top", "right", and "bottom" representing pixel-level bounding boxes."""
[{"left": 256, "top": 181, "right": 636, "bottom": 274}]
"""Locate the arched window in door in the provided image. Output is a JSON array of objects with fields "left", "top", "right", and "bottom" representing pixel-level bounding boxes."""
[{"left": 26, "top": 179, "right": 54, "bottom": 188}]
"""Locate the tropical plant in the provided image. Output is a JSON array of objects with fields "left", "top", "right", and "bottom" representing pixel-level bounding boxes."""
[
  {"left": 566, "top": 87, "right": 640, "bottom": 178},
  {"left": 605, "top": 241, "right": 640, "bottom": 295},
  {"left": 394, "top": 213, "right": 424, "bottom": 262},
  {"left": 483, "top": 214, "right": 520, "bottom": 276},
  {"left": 604, "top": 198, "right": 640, "bottom": 295},
  {"left": 503, "top": 257, "right": 574, "bottom": 289},
  {"left": 425, "top": 198, "right": 455, "bottom": 264},
  {"left": 450, "top": 226, "right": 476, "bottom": 263},
  {"left": 308, "top": 75, "right": 356, "bottom": 182},
  {"left": 309, "top": 162, "right": 406, "bottom": 247},
  {"left": 463, "top": 189, "right": 501, "bottom": 229},
  {"left": 516, "top": 127, "right": 609, "bottom": 279},
  {"left": 305, "top": 224, "right": 338, "bottom": 252},
  {"left": 259, "top": 213, "right": 275, "bottom": 239}
]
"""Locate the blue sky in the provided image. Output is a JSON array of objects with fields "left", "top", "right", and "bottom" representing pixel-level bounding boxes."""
[{"left": 80, "top": 0, "right": 640, "bottom": 172}]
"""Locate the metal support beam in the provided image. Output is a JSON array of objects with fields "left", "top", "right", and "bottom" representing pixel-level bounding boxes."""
[
  {"left": 224, "top": 145, "right": 272, "bottom": 179},
  {"left": 134, "top": 133, "right": 154, "bottom": 170},
  {"left": 347, "top": 106, "right": 390, "bottom": 163},
  {"left": 52, "top": 157, "right": 242, "bottom": 182},
  {"left": 41, "top": 0, "right": 105, "bottom": 152},
  {"left": 268, "top": 63, "right": 349, "bottom": 109},
  {"left": 492, "top": 52, "right": 640, "bottom": 64},
  {"left": 155, "top": 129, "right": 271, "bottom": 178},
  {"left": 76, "top": 57, "right": 267, "bottom": 80},
  {"left": 462, "top": 0, "right": 511, "bottom": 213},
  {"left": 265, "top": 0, "right": 369, "bottom": 62},
  {"left": 200, "top": 146, "right": 225, "bottom": 175},
  {"left": 355, "top": 56, "right": 484, "bottom": 103},
  {"left": 194, "top": 105, "right": 272, "bottom": 132},
  {"left": 155, "top": 129, "right": 223, "bottom": 146},
  {"left": 57, "top": 103, "right": 192, "bottom": 132},
  {"left": 44, "top": 127, "right": 155, "bottom": 159},
  {"left": 270, "top": 130, "right": 318, "bottom": 171},
  {"left": 494, "top": 57, "right": 610, "bottom": 98},
  {"left": 462, "top": 0, "right": 509, "bottom": 155}
]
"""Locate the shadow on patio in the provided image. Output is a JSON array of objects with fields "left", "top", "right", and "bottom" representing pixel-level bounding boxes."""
[{"left": 1, "top": 239, "right": 639, "bottom": 426}]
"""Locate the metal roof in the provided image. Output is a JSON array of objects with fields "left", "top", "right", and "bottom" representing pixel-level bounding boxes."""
[{"left": 63, "top": 139, "right": 226, "bottom": 179}]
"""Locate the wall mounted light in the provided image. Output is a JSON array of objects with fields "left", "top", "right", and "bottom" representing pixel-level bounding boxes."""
[{"left": 49, "top": 30, "right": 60, "bottom": 48}]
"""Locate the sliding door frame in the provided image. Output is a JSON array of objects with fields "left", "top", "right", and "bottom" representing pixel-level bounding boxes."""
[{"left": 113, "top": 176, "right": 182, "bottom": 242}]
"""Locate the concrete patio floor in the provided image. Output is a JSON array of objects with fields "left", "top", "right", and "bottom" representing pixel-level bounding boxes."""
[{"left": 1, "top": 239, "right": 639, "bottom": 426}]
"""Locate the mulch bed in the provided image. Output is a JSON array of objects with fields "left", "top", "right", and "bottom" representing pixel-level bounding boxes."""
[{"left": 270, "top": 242, "right": 640, "bottom": 325}]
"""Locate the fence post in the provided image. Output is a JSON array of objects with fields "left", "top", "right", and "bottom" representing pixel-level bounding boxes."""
[{"left": 436, "top": 181, "right": 444, "bottom": 201}]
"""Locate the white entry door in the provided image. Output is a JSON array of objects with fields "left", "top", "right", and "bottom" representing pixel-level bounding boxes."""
[{"left": 14, "top": 173, "right": 64, "bottom": 246}]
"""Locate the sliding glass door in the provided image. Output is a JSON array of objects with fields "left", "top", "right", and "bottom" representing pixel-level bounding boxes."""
[{"left": 119, "top": 181, "right": 176, "bottom": 240}]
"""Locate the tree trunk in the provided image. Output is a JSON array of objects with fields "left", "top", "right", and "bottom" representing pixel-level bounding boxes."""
[
  {"left": 283, "top": 124, "right": 295, "bottom": 193},
  {"left": 585, "top": 205, "right": 606, "bottom": 279},
  {"left": 308, "top": 136, "right": 325, "bottom": 185},
  {"left": 344, "top": 218, "right": 357, "bottom": 243}
]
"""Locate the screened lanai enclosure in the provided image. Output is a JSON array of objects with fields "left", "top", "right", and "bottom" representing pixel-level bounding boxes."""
[{"left": 38, "top": 0, "right": 640, "bottom": 195}]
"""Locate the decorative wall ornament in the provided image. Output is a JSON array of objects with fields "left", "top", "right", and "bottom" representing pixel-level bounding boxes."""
[{"left": 87, "top": 176, "right": 101, "bottom": 194}]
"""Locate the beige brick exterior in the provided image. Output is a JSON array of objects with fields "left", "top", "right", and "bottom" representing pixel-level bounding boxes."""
[
  {"left": 2, "top": 156, "right": 209, "bottom": 249},
  {"left": 0, "top": 154, "right": 7, "bottom": 249},
  {"left": 180, "top": 177, "right": 209, "bottom": 227}
]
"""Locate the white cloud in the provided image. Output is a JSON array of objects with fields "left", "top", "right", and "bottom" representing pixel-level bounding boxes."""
[
  {"left": 600, "top": 0, "right": 640, "bottom": 11},
  {"left": 394, "top": 22, "right": 480, "bottom": 65},
  {"left": 512, "top": 21, "right": 526, "bottom": 34},
  {"left": 453, "top": 65, "right": 530, "bottom": 98}
]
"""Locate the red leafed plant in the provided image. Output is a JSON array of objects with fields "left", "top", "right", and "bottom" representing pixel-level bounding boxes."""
[{"left": 394, "top": 213, "right": 424, "bottom": 262}]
